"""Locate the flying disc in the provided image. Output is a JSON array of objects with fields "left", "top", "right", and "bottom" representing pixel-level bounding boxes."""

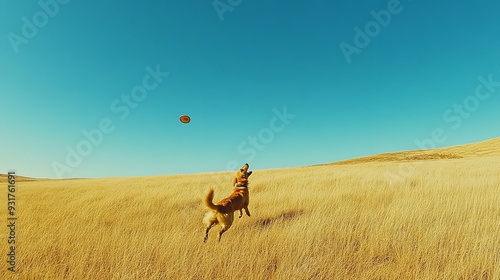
[{"left": 179, "top": 115, "right": 191, "bottom": 124}]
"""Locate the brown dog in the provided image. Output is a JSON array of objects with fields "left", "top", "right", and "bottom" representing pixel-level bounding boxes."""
[{"left": 203, "top": 163, "right": 252, "bottom": 242}]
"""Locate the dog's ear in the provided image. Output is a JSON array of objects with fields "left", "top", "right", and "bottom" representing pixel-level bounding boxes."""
[{"left": 247, "top": 171, "right": 252, "bottom": 176}]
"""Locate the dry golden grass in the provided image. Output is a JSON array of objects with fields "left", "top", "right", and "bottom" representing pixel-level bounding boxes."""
[{"left": 1, "top": 145, "right": 499, "bottom": 279}]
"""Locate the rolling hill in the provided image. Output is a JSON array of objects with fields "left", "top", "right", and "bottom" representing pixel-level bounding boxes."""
[{"left": 328, "top": 137, "right": 500, "bottom": 165}]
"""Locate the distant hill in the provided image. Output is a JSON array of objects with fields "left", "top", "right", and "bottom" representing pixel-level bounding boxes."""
[
  {"left": 329, "top": 137, "right": 500, "bottom": 165},
  {"left": 0, "top": 174, "right": 37, "bottom": 182}
]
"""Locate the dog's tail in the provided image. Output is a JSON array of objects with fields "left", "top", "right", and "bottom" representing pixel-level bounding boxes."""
[{"left": 204, "top": 189, "right": 218, "bottom": 210}]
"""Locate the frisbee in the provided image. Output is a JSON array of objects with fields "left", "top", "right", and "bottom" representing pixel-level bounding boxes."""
[{"left": 179, "top": 115, "right": 191, "bottom": 124}]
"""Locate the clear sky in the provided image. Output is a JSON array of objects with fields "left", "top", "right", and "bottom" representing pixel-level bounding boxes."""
[{"left": 1, "top": 0, "right": 500, "bottom": 179}]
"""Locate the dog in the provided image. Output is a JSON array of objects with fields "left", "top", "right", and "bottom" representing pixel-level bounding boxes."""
[{"left": 203, "top": 163, "right": 252, "bottom": 242}]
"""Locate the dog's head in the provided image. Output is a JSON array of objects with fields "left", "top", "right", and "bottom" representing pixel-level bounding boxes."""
[{"left": 233, "top": 163, "right": 252, "bottom": 186}]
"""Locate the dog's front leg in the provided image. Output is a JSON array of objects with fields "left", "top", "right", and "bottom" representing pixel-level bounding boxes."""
[
  {"left": 244, "top": 207, "right": 251, "bottom": 217},
  {"left": 238, "top": 209, "right": 243, "bottom": 218}
]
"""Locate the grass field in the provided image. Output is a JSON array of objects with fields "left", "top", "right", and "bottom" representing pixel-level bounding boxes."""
[{"left": 1, "top": 139, "right": 499, "bottom": 279}]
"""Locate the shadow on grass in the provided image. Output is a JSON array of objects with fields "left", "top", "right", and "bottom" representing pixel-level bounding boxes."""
[{"left": 253, "top": 210, "right": 305, "bottom": 229}]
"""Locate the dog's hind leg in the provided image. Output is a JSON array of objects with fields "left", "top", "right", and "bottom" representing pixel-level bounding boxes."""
[
  {"left": 218, "top": 213, "right": 233, "bottom": 242},
  {"left": 204, "top": 223, "right": 216, "bottom": 243},
  {"left": 218, "top": 225, "right": 229, "bottom": 242}
]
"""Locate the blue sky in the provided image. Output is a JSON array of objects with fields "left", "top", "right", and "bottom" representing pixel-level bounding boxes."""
[{"left": 1, "top": 0, "right": 500, "bottom": 179}]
